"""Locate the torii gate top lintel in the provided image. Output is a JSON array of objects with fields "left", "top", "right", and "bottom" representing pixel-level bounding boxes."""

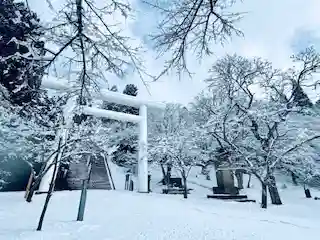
[{"left": 41, "top": 76, "right": 165, "bottom": 109}]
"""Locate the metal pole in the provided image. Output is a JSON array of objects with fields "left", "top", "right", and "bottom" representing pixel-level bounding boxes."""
[
  {"left": 138, "top": 104, "right": 148, "bottom": 193},
  {"left": 77, "top": 157, "right": 92, "bottom": 221},
  {"left": 77, "top": 179, "right": 88, "bottom": 221},
  {"left": 148, "top": 174, "right": 151, "bottom": 192}
]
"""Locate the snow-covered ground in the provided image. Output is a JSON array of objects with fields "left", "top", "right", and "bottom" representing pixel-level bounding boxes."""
[{"left": 0, "top": 166, "right": 320, "bottom": 239}]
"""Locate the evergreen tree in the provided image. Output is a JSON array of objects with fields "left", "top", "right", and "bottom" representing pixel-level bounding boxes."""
[
  {"left": 101, "top": 85, "right": 121, "bottom": 115},
  {"left": 101, "top": 84, "right": 139, "bottom": 167},
  {"left": 292, "top": 83, "right": 312, "bottom": 108},
  {"left": 0, "top": 0, "right": 45, "bottom": 105},
  {"left": 123, "top": 84, "right": 138, "bottom": 97},
  {"left": 121, "top": 84, "right": 139, "bottom": 115},
  {"left": 102, "top": 84, "right": 139, "bottom": 115},
  {"left": 0, "top": 2, "right": 61, "bottom": 191}
]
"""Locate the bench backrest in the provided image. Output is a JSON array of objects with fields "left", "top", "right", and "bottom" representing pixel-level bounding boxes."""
[{"left": 169, "top": 178, "right": 182, "bottom": 188}]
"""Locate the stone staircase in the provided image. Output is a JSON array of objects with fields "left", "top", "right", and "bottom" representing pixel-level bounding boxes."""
[
  {"left": 88, "top": 156, "right": 112, "bottom": 190},
  {"left": 67, "top": 155, "right": 112, "bottom": 190}
]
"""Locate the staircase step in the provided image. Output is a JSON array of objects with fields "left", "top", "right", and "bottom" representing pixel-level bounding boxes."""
[
  {"left": 207, "top": 194, "right": 248, "bottom": 200},
  {"left": 67, "top": 156, "right": 113, "bottom": 190}
]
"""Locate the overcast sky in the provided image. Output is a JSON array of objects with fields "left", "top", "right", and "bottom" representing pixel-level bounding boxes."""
[{"left": 28, "top": 0, "right": 320, "bottom": 104}]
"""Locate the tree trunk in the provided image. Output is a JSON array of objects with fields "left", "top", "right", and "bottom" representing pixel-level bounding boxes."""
[
  {"left": 24, "top": 170, "right": 35, "bottom": 199},
  {"left": 304, "top": 184, "right": 312, "bottom": 198},
  {"left": 268, "top": 175, "right": 282, "bottom": 205},
  {"left": 26, "top": 179, "right": 38, "bottom": 202},
  {"left": 167, "top": 165, "right": 172, "bottom": 177},
  {"left": 291, "top": 172, "right": 298, "bottom": 185},
  {"left": 235, "top": 170, "right": 243, "bottom": 189},
  {"left": 261, "top": 182, "right": 267, "bottom": 209},
  {"left": 181, "top": 171, "right": 188, "bottom": 199},
  {"left": 37, "top": 159, "right": 58, "bottom": 230},
  {"left": 160, "top": 164, "right": 166, "bottom": 184},
  {"left": 247, "top": 174, "right": 251, "bottom": 188},
  {"left": 160, "top": 163, "right": 172, "bottom": 186},
  {"left": 166, "top": 165, "right": 172, "bottom": 187},
  {"left": 304, "top": 189, "right": 312, "bottom": 198},
  {"left": 26, "top": 154, "right": 57, "bottom": 202},
  {"left": 37, "top": 139, "right": 61, "bottom": 231}
]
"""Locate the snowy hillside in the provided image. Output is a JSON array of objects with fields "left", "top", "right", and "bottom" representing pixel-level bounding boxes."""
[{"left": 1, "top": 166, "right": 320, "bottom": 240}]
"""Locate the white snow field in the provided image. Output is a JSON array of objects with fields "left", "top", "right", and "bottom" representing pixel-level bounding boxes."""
[{"left": 0, "top": 167, "right": 320, "bottom": 240}]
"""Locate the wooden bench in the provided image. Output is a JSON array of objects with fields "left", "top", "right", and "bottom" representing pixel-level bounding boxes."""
[
  {"left": 163, "top": 188, "right": 193, "bottom": 195},
  {"left": 161, "top": 177, "right": 183, "bottom": 187}
]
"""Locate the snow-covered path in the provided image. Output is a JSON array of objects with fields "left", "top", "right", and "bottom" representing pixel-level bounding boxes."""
[{"left": 0, "top": 190, "right": 319, "bottom": 240}]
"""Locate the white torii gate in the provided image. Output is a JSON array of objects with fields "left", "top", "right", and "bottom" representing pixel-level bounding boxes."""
[{"left": 38, "top": 77, "right": 165, "bottom": 193}]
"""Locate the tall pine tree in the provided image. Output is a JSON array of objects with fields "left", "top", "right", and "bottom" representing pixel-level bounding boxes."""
[
  {"left": 292, "top": 83, "right": 312, "bottom": 108},
  {"left": 0, "top": 0, "right": 44, "bottom": 105}
]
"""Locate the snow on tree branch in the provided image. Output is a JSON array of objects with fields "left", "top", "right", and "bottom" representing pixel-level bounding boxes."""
[
  {"left": 42, "top": 0, "right": 149, "bottom": 102},
  {"left": 142, "top": 0, "right": 244, "bottom": 79},
  {"left": 192, "top": 51, "right": 320, "bottom": 207}
]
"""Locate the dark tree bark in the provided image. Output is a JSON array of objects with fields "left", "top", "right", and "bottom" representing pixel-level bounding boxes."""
[
  {"left": 181, "top": 170, "right": 188, "bottom": 199},
  {"left": 268, "top": 175, "right": 282, "bottom": 205},
  {"left": 159, "top": 163, "right": 172, "bottom": 186},
  {"left": 166, "top": 164, "right": 172, "bottom": 187},
  {"left": 160, "top": 164, "right": 166, "bottom": 182},
  {"left": 304, "top": 189, "right": 312, "bottom": 198},
  {"left": 261, "top": 182, "right": 268, "bottom": 209},
  {"left": 24, "top": 169, "right": 35, "bottom": 199},
  {"left": 26, "top": 154, "right": 58, "bottom": 202},
  {"left": 37, "top": 139, "right": 61, "bottom": 231},
  {"left": 304, "top": 184, "right": 312, "bottom": 198},
  {"left": 26, "top": 179, "right": 37, "bottom": 202},
  {"left": 291, "top": 172, "right": 298, "bottom": 185}
]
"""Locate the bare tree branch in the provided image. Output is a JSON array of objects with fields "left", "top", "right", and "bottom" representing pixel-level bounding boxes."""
[{"left": 142, "top": 0, "right": 244, "bottom": 79}]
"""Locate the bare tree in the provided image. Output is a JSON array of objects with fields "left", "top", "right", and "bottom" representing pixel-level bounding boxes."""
[
  {"left": 37, "top": 137, "right": 62, "bottom": 231},
  {"left": 43, "top": 0, "right": 148, "bottom": 102},
  {"left": 195, "top": 51, "right": 320, "bottom": 208},
  {"left": 142, "top": 0, "right": 244, "bottom": 78},
  {"left": 149, "top": 104, "right": 203, "bottom": 198}
]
